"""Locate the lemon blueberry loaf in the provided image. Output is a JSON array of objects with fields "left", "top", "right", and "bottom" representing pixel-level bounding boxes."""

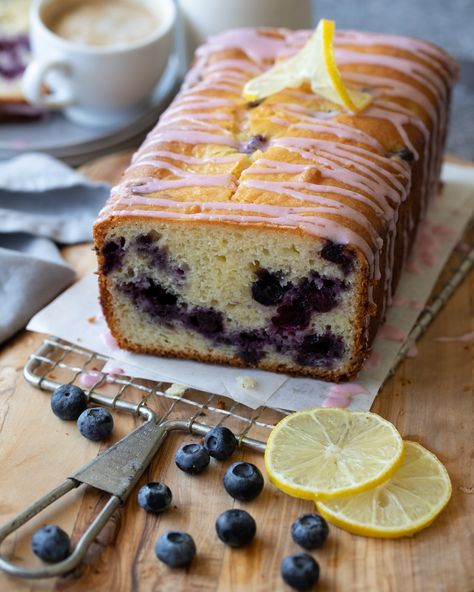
[{"left": 94, "top": 27, "right": 457, "bottom": 381}]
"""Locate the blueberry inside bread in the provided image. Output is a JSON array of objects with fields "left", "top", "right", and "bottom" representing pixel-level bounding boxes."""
[{"left": 94, "top": 28, "right": 457, "bottom": 381}]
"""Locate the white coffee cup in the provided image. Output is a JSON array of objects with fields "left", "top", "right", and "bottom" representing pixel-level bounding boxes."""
[
  {"left": 178, "top": 0, "right": 313, "bottom": 64},
  {"left": 23, "top": 0, "right": 176, "bottom": 128}
]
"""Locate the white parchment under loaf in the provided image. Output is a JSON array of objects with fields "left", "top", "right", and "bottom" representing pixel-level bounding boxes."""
[{"left": 28, "top": 163, "right": 474, "bottom": 411}]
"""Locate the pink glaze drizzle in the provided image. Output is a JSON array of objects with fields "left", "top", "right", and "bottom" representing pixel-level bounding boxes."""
[
  {"left": 378, "top": 324, "right": 408, "bottom": 342},
  {"left": 435, "top": 331, "right": 474, "bottom": 343},
  {"left": 322, "top": 383, "right": 369, "bottom": 408},
  {"left": 366, "top": 350, "right": 380, "bottom": 369},
  {"left": 391, "top": 294, "right": 424, "bottom": 311},
  {"left": 79, "top": 371, "right": 102, "bottom": 389},
  {"left": 106, "top": 367, "right": 125, "bottom": 383},
  {"left": 100, "top": 330, "right": 119, "bottom": 351}
]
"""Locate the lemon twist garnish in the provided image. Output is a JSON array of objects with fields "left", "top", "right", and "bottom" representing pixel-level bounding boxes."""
[{"left": 243, "top": 19, "right": 372, "bottom": 112}]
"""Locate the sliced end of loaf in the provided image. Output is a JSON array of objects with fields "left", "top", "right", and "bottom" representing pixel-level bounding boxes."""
[{"left": 95, "top": 218, "right": 371, "bottom": 381}]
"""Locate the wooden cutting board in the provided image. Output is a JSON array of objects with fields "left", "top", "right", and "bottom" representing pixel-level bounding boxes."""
[{"left": 0, "top": 152, "right": 472, "bottom": 592}]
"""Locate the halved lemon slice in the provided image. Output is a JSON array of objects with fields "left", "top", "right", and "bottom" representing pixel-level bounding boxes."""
[
  {"left": 316, "top": 441, "right": 452, "bottom": 537},
  {"left": 264, "top": 408, "right": 404, "bottom": 500},
  {"left": 243, "top": 19, "right": 372, "bottom": 112}
]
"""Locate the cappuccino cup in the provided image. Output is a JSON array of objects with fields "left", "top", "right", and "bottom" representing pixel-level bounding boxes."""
[{"left": 23, "top": 0, "right": 176, "bottom": 128}]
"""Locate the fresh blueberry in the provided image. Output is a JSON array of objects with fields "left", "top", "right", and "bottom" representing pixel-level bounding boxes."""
[
  {"left": 175, "top": 443, "right": 210, "bottom": 474},
  {"left": 291, "top": 513, "right": 329, "bottom": 549},
  {"left": 280, "top": 553, "right": 320, "bottom": 591},
  {"left": 223, "top": 462, "right": 264, "bottom": 501},
  {"left": 50, "top": 384, "right": 87, "bottom": 421},
  {"left": 204, "top": 426, "right": 238, "bottom": 461},
  {"left": 77, "top": 407, "right": 114, "bottom": 441},
  {"left": 137, "top": 482, "right": 172, "bottom": 513},
  {"left": 215, "top": 509, "right": 256, "bottom": 547},
  {"left": 251, "top": 269, "right": 290, "bottom": 306},
  {"left": 155, "top": 531, "right": 196, "bottom": 568},
  {"left": 31, "top": 525, "right": 71, "bottom": 563}
]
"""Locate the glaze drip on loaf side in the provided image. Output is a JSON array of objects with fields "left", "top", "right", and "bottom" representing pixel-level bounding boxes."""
[{"left": 94, "top": 28, "right": 457, "bottom": 380}]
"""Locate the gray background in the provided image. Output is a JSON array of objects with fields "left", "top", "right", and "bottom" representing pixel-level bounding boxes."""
[{"left": 314, "top": 0, "right": 474, "bottom": 160}]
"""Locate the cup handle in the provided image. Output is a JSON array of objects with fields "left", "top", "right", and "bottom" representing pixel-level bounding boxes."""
[{"left": 22, "top": 56, "right": 74, "bottom": 109}]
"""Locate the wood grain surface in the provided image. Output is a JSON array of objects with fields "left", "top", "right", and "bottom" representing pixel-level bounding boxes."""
[{"left": 0, "top": 152, "right": 472, "bottom": 592}]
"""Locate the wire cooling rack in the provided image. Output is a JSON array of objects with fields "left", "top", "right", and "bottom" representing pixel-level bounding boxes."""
[
  {"left": 23, "top": 227, "right": 474, "bottom": 448},
  {"left": 23, "top": 338, "right": 284, "bottom": 451}
]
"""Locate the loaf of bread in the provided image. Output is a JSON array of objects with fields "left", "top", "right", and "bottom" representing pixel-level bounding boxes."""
[{"left": 94, "top": 27, "right": 457, "bottom": 381}]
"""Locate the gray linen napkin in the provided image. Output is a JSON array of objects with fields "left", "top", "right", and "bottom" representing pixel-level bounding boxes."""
[{"left": 0, "top": 153, "right": 110, "bottom": 344}]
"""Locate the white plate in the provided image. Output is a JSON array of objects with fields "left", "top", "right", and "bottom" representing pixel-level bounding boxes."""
[{"left": 0, "top": 55, "right": 181, "bottom": 165}]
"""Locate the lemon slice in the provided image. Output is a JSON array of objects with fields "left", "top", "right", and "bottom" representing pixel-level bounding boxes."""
[
  {"left": 316, "top": 441, "right": 452, "bottom": 537},
  {"left": 264, "top": 408, "right": 404, "bottom": 501},
  {"left": 243, "top": 19, "right": 372, "bottom": 112}
]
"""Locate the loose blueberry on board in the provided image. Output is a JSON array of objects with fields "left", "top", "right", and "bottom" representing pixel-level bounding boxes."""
[
  {"left": 137, "top": 482, "right": 172, "bottom": 514},
  {"left": 291, "top": 513, "right": 329, "bottom": 550},
  {"left": 223, "top": 462, "right": 264, "bottom": 501},
  {"left": 280, "top": 553, "right": 320, "bottom": 591},
  {"left": 50, "top": 384, "right": 87, "bottom": 421},
  {"left": 31, "top": 525, "right": 71, "bottom": 563},
  {"left": 155, "top": 531, "right": 196, "bottom": 568},
  {"left": 204, "top": 426, "right": 238, "bottom": 461},
  {"left": 215, "top": 509, "right": 256, "bottom": 547},
  {"left": 175, "top": 443, "right": 210, "bottom": 474},
  {"left": 77, "top": 407, "right": 114, "bottom": 441}
]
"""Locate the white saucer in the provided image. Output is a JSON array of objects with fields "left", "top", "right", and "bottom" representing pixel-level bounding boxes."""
[{"left": 0, "top": 55, "right": 181, "bottom": 166}]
